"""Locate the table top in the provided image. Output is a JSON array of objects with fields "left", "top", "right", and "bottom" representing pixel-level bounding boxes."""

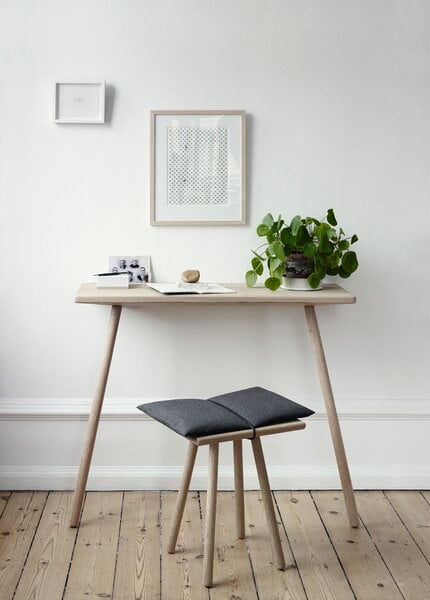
[{"left": 75, "top": 283, "right": 356, "bottom": 306}]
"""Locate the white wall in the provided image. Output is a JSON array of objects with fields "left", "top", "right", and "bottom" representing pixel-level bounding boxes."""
[{"left": 1, "top": 0, "right": 429, "bottom": 489}]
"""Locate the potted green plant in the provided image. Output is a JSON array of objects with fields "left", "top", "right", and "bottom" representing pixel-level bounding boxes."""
[{"left": 246, "top": 208, "right": 358, "bottom": 291}]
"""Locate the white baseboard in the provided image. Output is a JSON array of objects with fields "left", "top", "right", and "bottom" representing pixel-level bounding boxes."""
[
  {"left": 1, "top": 396, "right": 429, "bottom": 421},
  {"left": 1, "top": 396, "right": 429, "bottom": 490},
  {"left": 1, "top": 464, "right": 429, "bottom": 491}
]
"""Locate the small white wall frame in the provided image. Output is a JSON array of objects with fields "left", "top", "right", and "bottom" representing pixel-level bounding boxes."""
[
  {"left": 54, "top": 81, "right": 106, "bottom": 124},
  {"left": 150, "top": 110, "right": 246, "bottom": 225}
]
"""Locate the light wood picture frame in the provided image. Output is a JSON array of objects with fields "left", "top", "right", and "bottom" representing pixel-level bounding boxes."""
[
  {"left": 150, "top": 110, "right": 246, "bottom": 225},
  {"left": 54, "top": 81, "right": 106, "bottom": 124}
]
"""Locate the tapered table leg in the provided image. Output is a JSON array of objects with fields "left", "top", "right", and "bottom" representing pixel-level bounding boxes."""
[
  {"left": 70, "top": 305, "right": 122, "bottom": 527},
  {"left": 304, "top": 305, "right": 359, "bottom": 528}
]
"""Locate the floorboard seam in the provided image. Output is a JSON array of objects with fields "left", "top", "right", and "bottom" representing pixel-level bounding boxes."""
[
  {"left": 11, "top": 491, "right": 49, "bottom": 600},
  {"left": 384, "top": 491, "right": 430, "bottom": 568},
  {"left": 309, "top": 491, "right": 358, "bottom": 600},
  {"left": 61, "top": 491, "right": 85, "bottom": 600},
  {"left": 273, "top": 491, "right": 309, "bottom": 600},
  {"left": 357, "top": 492, "right": 407, "bottom": 600},
  {"left": 110, "top": 491, "right": 125, "bottom": 600}
]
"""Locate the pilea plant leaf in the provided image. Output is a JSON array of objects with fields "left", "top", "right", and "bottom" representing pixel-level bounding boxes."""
[
  {"left": 319, "top": 231, "right": 333, "bottom": 255},
  {"left": 296, "top": 224, "right": 311, "bottom": 246},
  {"left": 270, "top": 240, "right": 286, "bottom": 261},
  {"left": 327, "top": 208, "right": 337, "bottom": 226},
  {"left": 308, "top": 273, "right": 321, "bottom": 289},
  {"left": 257, "top": 223, "right": 270, "bottom": 237},
  {"left": 263, "top": 213, "right": 275, "bottom": 227},
  {"left": 246, "top": 270, "right": 257, "bottom": 287},
  {"left": 316, "top": 254, "right": 329, "bottom": 267},
  {"left": 342, "top": 250, "right": 359, "bottom": 274},
  {"left": 314, "top": 259, "right": 326, "bottom": 280},
  {"left": 265, "top": 277, "right": 281, "bottom": 291},
  {"left": 268, "top": 257, "right": 282, "bottom": 273},
  {"left": 280, "top": 228, "right": 295, "bottom": 247},
  {"left": 328, "top": 251, "right": 340, "bottom": 267},
  {"left": 303, "top": 241, "right": 316, "bottom": 257},
  {"left": 290, "top": 215, "right": 302, "bottom": 236},
  {"left": 251, "top": 256, "right": 264, "bottom": 275},
  {"left": 246, "top": 209, "right": 358, "bottom": 291}
]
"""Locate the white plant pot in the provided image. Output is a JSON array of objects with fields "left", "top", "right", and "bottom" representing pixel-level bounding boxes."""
[{"left": 281, "top": 276, "right": 323, "bottom": 291}]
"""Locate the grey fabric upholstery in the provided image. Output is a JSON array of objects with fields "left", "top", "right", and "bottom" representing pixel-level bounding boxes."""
[
  {"left": 137, "top": 387, "right": 314, "bottom": 438},
  {"left": 137, "top": 398, "right": 248, "bottom": 438},
  {"left": 208, "top": 387, "right": 314, "bottom": 428}
]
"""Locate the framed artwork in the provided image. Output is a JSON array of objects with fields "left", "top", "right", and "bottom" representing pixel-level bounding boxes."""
[
  {"left": 150, "top": 110, "right": 246, "bottom": 225},
  {"left": 54, "top": 81, "right": 105, "bottom": 123}
]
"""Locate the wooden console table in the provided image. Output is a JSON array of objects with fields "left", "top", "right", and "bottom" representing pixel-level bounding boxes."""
[{"left": 70, "top": 283, "right": 359, "bottom": 528}]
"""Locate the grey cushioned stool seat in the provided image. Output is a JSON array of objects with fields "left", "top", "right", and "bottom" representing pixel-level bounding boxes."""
[
  {"left": 137, "top": 387, "right": 313, "bottom": 588},
  {"left": 138, "top": 386, "right": 314, "bottom": 438}
]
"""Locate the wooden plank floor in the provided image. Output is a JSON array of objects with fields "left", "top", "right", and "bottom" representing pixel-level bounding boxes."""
[{"left": 1, "top": 491, "right": 430, "bottom": 599}]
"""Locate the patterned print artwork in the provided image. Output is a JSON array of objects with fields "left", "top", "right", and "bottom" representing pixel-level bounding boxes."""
[{"left": 167, "top": 126, "right": 229, "bottom": 206}]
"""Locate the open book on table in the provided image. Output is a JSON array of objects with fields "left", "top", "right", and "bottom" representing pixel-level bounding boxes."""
[{"left": 147, "top": 282, "right": 235, "bottom": 295}]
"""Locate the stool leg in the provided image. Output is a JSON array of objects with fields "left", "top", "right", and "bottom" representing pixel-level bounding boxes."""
[
  {"left": 233, "top": 440, "right": 245, "bottom": 539},
  {"left": 251, "top": 437, "right": 285, "bottom": 570},
  {"left": 203, "top": 443, "right": 219, "bottom": 588},
  {"left": 167, "top": 442, "right": 198, "bottom": 554}
]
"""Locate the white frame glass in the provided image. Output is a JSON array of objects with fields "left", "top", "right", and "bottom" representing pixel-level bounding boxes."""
[
  {"left": 54, "top": 81, "right": 105, "bottom": 124},
  {"left": 150, "top": 110, "right": 246, "bottom": 225}
]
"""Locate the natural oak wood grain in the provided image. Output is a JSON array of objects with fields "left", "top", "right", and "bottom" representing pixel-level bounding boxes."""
[
  {"left": 245, "top": 490, "right": 307, "bottom": 600},
  {"left": 113, "top": 492, "right": 161, "bottom": 600},
  {"left": 312, "top": 491, "right": 403, "bottom": 600},
  {"left": 64, "top": 492, "right": 123, "bottom": 600},
  {"left": 0, "top": 492, "right": 10, "bottom": 518},
  {"left": 70, "top": 305, "right": 122, "bottom": 527},
  {"left": 0, "top": 492, "right": 47, "bottom": 600},
  {"left": 305, "top": 305, "right": 359, "bottom": 528},
  {"left": 233, "top": 440, "right": 245, "bottom": 540},
  {"left": 203, "top": 443, "right": 219, "bottom": 587},
  {"left": 13, "top": 492, "right": 77, "bottom": 600},
  {"left": 251, "top": 437, "right": 285, "bottom": 570},
  {"left": 385, "top": 491, "right": 430, "bottom": 562},
  {"left": 4, "top": 490, "right": 430, "bottom": 598},
  {"left": 169, "top": 422, "right": 306, "bottom": 587},
  {"left": 167, "top": 442, "right": 198, "bottom": 554},
  {"left": 275, "top": 491, "right": 356, "bottom": 600},
  {"left": 76, "top": 282, "right": 356, "bottom": 305},
  {"left": 421, "top": 490, "right": 430, "bottom": 505},
  {"left": 71, "top": 280, "right": 358, "bottom": 536},
  {"left": 190, "top": 420, "right": 305, "bottom": 446},
  {"left": 357, "top": 491, "right": 430, "bottom": 599},
  {"left": 162, "top": 491, "right": 205, "bottom": 600}
]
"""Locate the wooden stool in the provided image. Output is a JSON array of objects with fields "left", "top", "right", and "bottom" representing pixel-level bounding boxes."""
[{"left": 137, "top": 387, "right": 313, "bottom": 588}]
